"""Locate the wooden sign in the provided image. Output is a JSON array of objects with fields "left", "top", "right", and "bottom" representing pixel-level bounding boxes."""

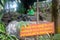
[{"left": 20, "top": 22, "right": 54, "bottom": 37}]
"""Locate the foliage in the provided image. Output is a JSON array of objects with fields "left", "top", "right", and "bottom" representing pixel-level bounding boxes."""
[
  {"left": 0, "top": 21, "right": 19, "bottom": 40},
  {"left": 0, "top": 31, "right": 18, "bottom": 40},
  {"left": 53, "top": 34, "right": 60, "bottom": 40},
  {"left": 0, "top": 21, "right": 5, "bottom": 32},
  {"left": 17, "top": 3, "right": 26, "bottom": 14},
  {"left": 17, "top": 21, "right": 29, "bottom": 31},
  {"left": 0, "top": 12, "right": 3, "bottom": 21}
]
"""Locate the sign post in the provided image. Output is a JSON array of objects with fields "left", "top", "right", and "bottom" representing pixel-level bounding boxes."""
[
  {"left": 36, "top": 0, "right": 39, "bottom": 24},
  {"left": 36, "top": 0, "right": 39, "bottom": 40}
]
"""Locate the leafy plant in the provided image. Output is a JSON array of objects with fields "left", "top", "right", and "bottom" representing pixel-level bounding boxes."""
[
  {"left": 17, "top": 21, "right": 29, "bottom": 31},
  {"left": 0, "top": 31, "right": 18, "bottom": 40},
  {"left": 0, "top": 21, "right": 5, "bottom": 32},
  {"left": 0, "top": 21, "right": 19, "bottom": 40}
]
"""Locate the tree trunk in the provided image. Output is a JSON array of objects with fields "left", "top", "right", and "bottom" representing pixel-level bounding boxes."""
[{"left": 52, "top": 0, "right": 58, "bottom": 33}]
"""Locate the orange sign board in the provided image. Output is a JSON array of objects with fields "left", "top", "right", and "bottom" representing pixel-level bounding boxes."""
[{"left": 20, "top": 22, "right": 54, "bottom": 37}]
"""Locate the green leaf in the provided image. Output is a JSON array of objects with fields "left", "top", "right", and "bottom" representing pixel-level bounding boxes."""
[{"left": 0, "top": 21, "right": 6, "bottom": 32}]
